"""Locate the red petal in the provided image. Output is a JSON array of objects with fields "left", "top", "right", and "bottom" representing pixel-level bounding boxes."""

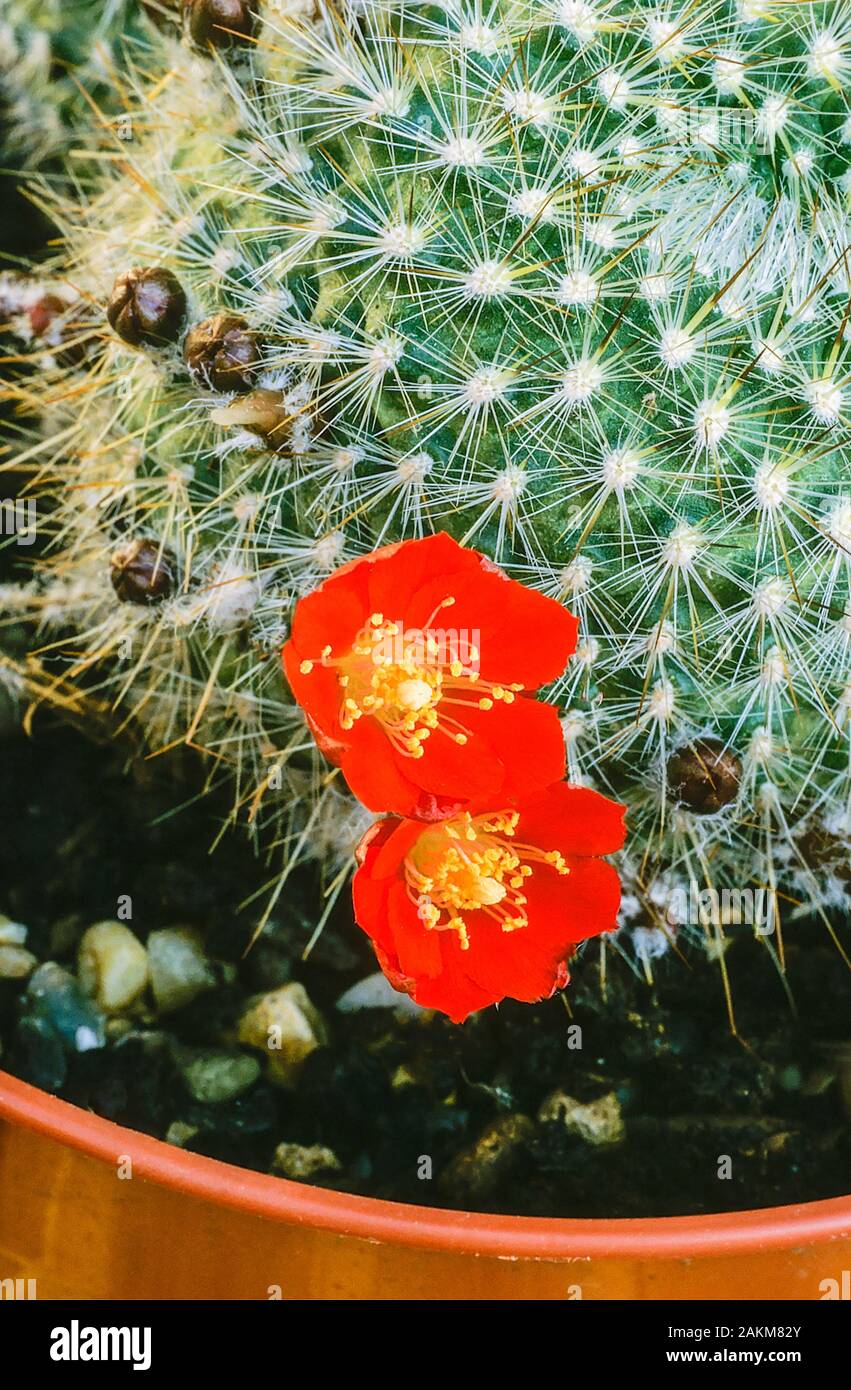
[
  {"left": 453, "top": 696, "right": 566, "bottom": 798},
  {"left": 365, "top": 533, "right": 480, "bottom": 618},
  {"left": 406, "top": 565, "right": 578, "bottom": 689},
  {"left": 283, "top": 645, "right": 344, "bottom": 742},
  {"left": 387, "top": 880, "right": 443, "bottom": 979},
  {"left": 340, "top": 720, "right": 421, "bottom": 814},
  {"left": 516, "top": 783, "right": 627, "bottom": 857},
  {"left": 523, "top": 855, "right": 622, "bottom": 945},
  {"left": 404, "top": 945, "right": 496, "bottom": 1023},
  {"left": 289, "top": 572, "right": 369, "bottom": 660},
  {"left": 405, "top": 723, "right": 504, "bottom": 801}
]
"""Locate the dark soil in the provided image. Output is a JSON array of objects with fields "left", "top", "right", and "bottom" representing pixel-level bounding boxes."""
[{"left": 1, "top": 721, "right": 849, "bottom": 1218}]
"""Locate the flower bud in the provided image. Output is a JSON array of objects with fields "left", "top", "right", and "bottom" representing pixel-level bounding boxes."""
[
  {"left": 107, "top": 267, "right": 187, "bottom": 347},
  {"left": 110, "top": 539, "right": 176, "bottom": 605},
  {"left": 209, "top": 387, "right": 290, "bottom": 446},
  {"left": 667, "top": 737, "right": 741, "bottom": 814},
  {"left": 185, "top": 0, "right": 255, "bottom": 49},
  {"left": 184, "top": 312, "right": 262, "bottom": 392}
]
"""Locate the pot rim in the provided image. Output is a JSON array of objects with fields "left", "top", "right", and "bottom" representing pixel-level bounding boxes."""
[{"left": 2, "top": 1070, "right": 849, "bottom": 1260}]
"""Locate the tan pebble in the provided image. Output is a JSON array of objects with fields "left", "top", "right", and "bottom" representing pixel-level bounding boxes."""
[
  {"left": 440, "top": 1113, "right": 534, "bottom": 1200},
  {"left": 78, "top": 921, "right": 149, "bottom": 1013},
  {"left": 147, "top": 927, "right": 216, "bottom": 1014},
  {"left": 0, "top": 944, "right": 38, "bottom": 979},
  {"left": 537, "top": 1089, "right": 625, "bottom": 1146},
  {"left": 237, "top": 982, "right": 328, "bottom": 1086},
  {"left": 271, "top": 1142, "right": 342, "bottom": 1181},
  {"left": 165, "top": 1121, "right": 199, "bottom": 1149}
]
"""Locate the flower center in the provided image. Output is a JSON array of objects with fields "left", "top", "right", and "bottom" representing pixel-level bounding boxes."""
[
  {"left": 298, "top": 604, "right": 523, "bottom": 757},
  {"left": 404, "top": 810, "right": 569, "bottom": 949}
]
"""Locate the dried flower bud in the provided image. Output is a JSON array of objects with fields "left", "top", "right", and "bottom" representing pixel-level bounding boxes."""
[
  {"left": 185, "top": 0, "right": 255, "bottom": 48},
  {"left": 184, "top": 313, "right": 262, "bottom": 392},
  {"left": 27, "top": 294, "right": 68, "bottom": 339},
  {"left": 797, "top": 826, "right": 851, "bottom": 883},
  {"left": 209, "top": 388, "right": 290, "bottom": 447},
  {"left": 667, "top": 737, "right": 741, "bottom": 814},
  {"left": 107, "top": 267, "right": 187, "bottom": 347},
  {"left": 110, "top": 539, "right": 176, "bottom": 605}
]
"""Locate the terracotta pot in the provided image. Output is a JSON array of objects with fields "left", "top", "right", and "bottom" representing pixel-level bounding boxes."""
[{"left": 1, "top": 1070, "right": 849, "bottom": 1300}]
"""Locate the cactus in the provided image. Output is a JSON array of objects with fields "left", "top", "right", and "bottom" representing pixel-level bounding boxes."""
[{"left": 9, "top": 0, "right": 851, "bottom": 990}]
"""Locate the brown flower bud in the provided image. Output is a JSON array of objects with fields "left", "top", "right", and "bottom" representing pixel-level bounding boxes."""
[
  {"left": 184, "top": 313, "right": 262, "bottom": 392},
  {"left": 110, "top": 540, "right": 176, "bottom": 605},
  {"left": 667, "top": 737, "right": 742, "bottom": 815},
  {"left": 185, "top": 0, "right": 255, "bottom": 48},
  {"left": 107, "top": 267, "right": 187, "bottom": 347},
  {"left": 27, "top": 294, "right": 68, "bottom": 339},
  {"left": 209, "top": 388, "right": 290, "bottom": 446},
  {"left": 797, "top": 825, "right": 851, "bottom": 884}
]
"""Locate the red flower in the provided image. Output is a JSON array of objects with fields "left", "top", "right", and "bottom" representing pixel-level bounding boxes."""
[
  {"left": 282, "top": 533, "right": 578, "bottom": 818},
  {"left": 352, "top": 783, "right": 626, "bottom": 1022}
]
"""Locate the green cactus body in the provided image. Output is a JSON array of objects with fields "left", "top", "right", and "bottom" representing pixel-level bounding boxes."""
[{"left": 11, "top": 0, "right": 851, "bottom": 967}]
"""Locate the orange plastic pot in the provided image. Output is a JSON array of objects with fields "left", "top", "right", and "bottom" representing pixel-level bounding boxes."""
[{"left": 1, "top": 1070, "right": 849, "bottom": 1300}]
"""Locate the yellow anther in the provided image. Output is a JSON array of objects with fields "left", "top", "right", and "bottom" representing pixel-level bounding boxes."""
[
  {"left": 479, "top": 697, "right": 494, "bottom": 710},
  {"left": 299, "top": 660, "right": 314, "bottom": 674}
]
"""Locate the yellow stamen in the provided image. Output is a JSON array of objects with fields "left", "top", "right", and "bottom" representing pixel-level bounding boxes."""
[{"left": 404, "top": 809, "right": 569, "bottom": 948}]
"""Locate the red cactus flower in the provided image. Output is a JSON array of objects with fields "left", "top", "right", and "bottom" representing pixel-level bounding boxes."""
[
  {"left": 282, "top": 533, "right": 578, "bottom": 818},
  {"left": 352, "top": 783, "right": 626, "bottom": 1022}
]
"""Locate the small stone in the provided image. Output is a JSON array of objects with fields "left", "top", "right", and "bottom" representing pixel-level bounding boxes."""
[
  {"left": 174, "top": 1046, "right": 261, "bottom": 1103},
  {"left": 105, "top": 1017, "right": 135, "bottom": 1042},
  {"left": 107, "top": 267, "right": 186, "bottom": 346},
  {"left": 335, "top": 971, "right": 428, "bottom": 1019},
  {"left": 0, "top": 916, "right": 28, "bottom": 946},
  {"left": 165, "top": 1120, "right": 200, "bottom": 1148},
  {"left": 185, "top": 0, "right": 256, "bottom": 48},
  {"left": 147, "top": 927, "right": 217, "bottom": 1014},
  {"left": 777, "top": 1064, "right": 802, "bottom": 1092},
  {"left": 271, "top": 1142, "right": 342, "bottom": 1181},
  {"left": 237, "top": 982, "right": 328, "bottom": 1087},
  {"left": 440, "top": 1114, "right": 534, "bottom": 1201},
  {"left": 667, "top": 737, "right": 742, "bottom": 814},
  {"left": 184, "top": 313, "right": 262, "bottom": 391},
  {"left": 391, "top": 1064, "right": 417, "bottom": 1090},
  {"left": 111, "top": 539, "right": 176, "bottom": 606},
  {"left": 762, "top": 1130, "right": 795, "bottom": 1158},
  {"left": 9, "top": 1015, "right": 68, "bottom": 1091},
  {"left": 801, "top": 1065, "right": 837, "bottom": 1098},
  {"left": 537, "top": 1089, "right": 625, "bottom": 1146},
  {"left": 26, "top": 962, "right": 106, "bottom": 1052},
  {"left": 0, "top": 945, "right": 37, "bottom": 979},
  {"left": 78, "top": 921, "right": 149, "bottom": 1013},
  {"left": 817, "top": 1042, "right": 851, "bottom": 1121}
]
